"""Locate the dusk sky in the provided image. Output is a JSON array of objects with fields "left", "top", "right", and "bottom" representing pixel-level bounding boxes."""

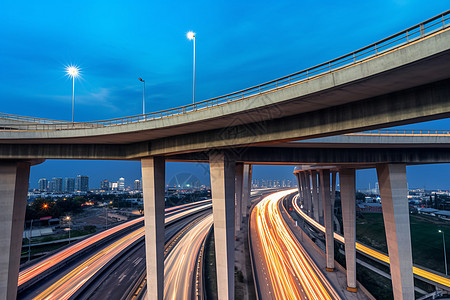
[{"left": 1, "top": 1, "right": 450, "bottom": 189}]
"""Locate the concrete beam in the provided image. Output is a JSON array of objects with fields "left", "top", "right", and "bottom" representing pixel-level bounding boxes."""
[
  {"left": 168, "top": 146, "right": 450, "bottom": 166},
  {"left": 209, "top": 151, "right": 236, "bottom": 300},
  {"left": 376, "top": 164, "right": 414, "bottom": 300},
  {"left": 320, "top": 169, "right": 334, "bottom": 271},
  {"left": 340, "top": 168, "right": 357, "bottom": 292},
  {"left": 235, "top": 163, "right": 244, "bottom": 232},
  {"left": 141, "top": 157, "right": 165, "bottom": 300},
  {"left": 0, "top": 161, "right": 30, "bottom": 300}
]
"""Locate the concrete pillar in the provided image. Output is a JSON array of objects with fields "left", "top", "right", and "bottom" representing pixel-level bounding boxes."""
[
  {"left": 141, "top": 157, "right": 165, "bottom": 300},
  {"left": 311, "top": 170, "right": 319, "bottom": 221},
  {"left": 340, "top": 169, "right": 357, "bottom": 292},
  {"left": 295, "top": 173, "right": 302, "bottom": 198},
  {"left": 304, "top": 172, "right": 312, "bottom": 215},
  {"left": 331, "top": 171, "right": 337, "bottom": 208},
  {"left": 247, "top": 164, "right": 252, "bottom": 207},
  {"left": 0, "top": 161, "right": 30, "bottom": 300},
  {"left": 210, "top": 152, "right": 236, "bottom": 300},
  {"left": 235, "top": 163, "right": 244, "bottom": 232},
  {"left": 376, "top": 164, "right": 414, "bottom": 300},
  {"left": 320, "top": 169, "right": 334, "bottom": 271},
  {"left": 299, "top": 172, "right": 305, "bottom": 202},
  {"left": 242, "top": 164, "right": 252, "bottom": 218}
]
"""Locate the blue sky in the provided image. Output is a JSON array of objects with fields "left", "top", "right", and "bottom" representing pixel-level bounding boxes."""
[{"left": 1, "top": 1, "right": 450, "bottom": 189}]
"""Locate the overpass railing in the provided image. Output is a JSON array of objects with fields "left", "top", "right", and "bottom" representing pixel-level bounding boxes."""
[
  {"left": 347, "top": 130, "right": 450, "bottom": 136},
  {"left": 1, "top": 10, "right": 449, "bottom": 131}
]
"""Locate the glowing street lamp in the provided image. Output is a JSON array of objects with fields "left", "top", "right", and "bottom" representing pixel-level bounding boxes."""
[
  {"left": 439, "top": 230, "right": 448, "bottom": 275},
  {"left": 139, "top": 78, "right": 145, "bottom": 116},
  {"left": 66, "top": 216, "right": 71, "bottom": 244},
  {"left": 187, "top": 31, "right": 196, "bottom": 104},
  {"left": 66, "top": 65, "right": 80, "bottom": 123}
]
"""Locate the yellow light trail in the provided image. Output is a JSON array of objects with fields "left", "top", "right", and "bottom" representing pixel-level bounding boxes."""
[
  {"left": 254, "top": 190, "right": 339, "bottom": 300},
  {"left": 291, "top": 195, "right": 450, "bottom": 288},
  {"left": 32, "top": 203, "right": 212, "bottom": 300}
]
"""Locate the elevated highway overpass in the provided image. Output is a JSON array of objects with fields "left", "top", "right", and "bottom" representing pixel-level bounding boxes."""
[
  {"left": 0, "top": 12, "right": 449, "bottom": 160},
  {"left": 1, "top": 11, "right": 450, "bottom": 300}
]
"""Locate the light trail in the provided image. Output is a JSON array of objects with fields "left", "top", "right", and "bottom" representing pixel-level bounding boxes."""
[
  {"left": 291, "top": 195, "right": 450, "bottom": 288},
  {"left": 30, "top": 203, "right": 212, "bottom": 300},
  {"left": 254, "top": 190, "right": 338, "bottom": 300},
  {"left": 19, "top": 200, "right": 211, "bottom": 287},
  {"left": 164, "top": 214, "right": 213, "bottom": 299}
]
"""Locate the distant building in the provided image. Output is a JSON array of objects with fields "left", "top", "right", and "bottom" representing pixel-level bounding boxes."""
[
  {"left": 100, "top": 180, "right": 109, "bottom": 191},
  {"left": 77, "top": 175, "right": 89, "bottom": 192},
  {"left": 134, "top": 179, "right": 142, "bottom": 191},
  {"left": 111, "top": 182, "right": 118, "bottom": 191},
  {"left": 52, "top": 177, "right": 63, "bottom": 193},
  {"left": 48, "top": 180, "right": 55, "bottom": 192},
  {"left": 118, "top": 177, "right": 125, "bottom": 191},
  {"left": 38, "top": 178, "right": 48, "bottom": 192},
  {"left": 64, "top": 178, "right": 75, "bottom": 193}
]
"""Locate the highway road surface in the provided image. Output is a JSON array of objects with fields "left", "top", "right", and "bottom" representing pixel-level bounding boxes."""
[
  {"left": 20, "top": 202, "right": 211, "bottom": 300},
  {"left": 290, "top": 195, "right": 450, "bottom": 289},
  {"left": 250, "top": 189, "right": 340, "bottom": 300}
]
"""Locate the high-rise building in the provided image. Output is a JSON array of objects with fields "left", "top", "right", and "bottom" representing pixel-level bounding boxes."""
[
  {"left": 134, "top": 179, "right": 142, "bottom": 191},
  {"left": 77, "top": 175, "right": 89, "bottom": 192},
  {"left": 48, "top": 180, "right": 55, "bottom": 192},
  {"left": 118, "top": 177, "right": 125, "bottom": 191},
  {"left": 64, "top": 178, "right": 75, "bottom": 193},
  {"left": 100, "top": 180, "right": 109, "bottom": 191},
  {"left": 52, "top": 177, "right": 63, "bottom": 193},
  {"left": 38, "top": 178, "right": 48, "bottom": 192}
]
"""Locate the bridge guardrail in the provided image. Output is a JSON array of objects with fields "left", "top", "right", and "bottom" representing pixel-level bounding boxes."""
[
  {"left": 346, "top": 130, "right": 450, "bottom": 135},
  {"left": 1, "top": 11, "right": 449, "bottom": 131}
]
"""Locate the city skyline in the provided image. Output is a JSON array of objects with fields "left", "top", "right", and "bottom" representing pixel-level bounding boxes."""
[{"left": 28, "top": 161, "right": 450, "bottom": 191}]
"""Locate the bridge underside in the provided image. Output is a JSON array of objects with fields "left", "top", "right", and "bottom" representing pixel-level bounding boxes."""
[{"left": 0, "top": 76, "right": 450, "bottom": 160}]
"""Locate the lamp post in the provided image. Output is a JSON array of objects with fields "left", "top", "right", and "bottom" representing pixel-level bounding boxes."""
[
  {"left": 439, "top": 230, "right": 448, "bottom": 275},
  {"left": 66, "top": 66, "right": 80, "bottom": 123},
  {"left": 187, "top": 31, "right": 196, "bottom": 104},
  {"left": 66, "top": 216, "right": 71, "bottom": 244},
  {"left": 139, "top": 78, "right": 145, "bottom": 117}
]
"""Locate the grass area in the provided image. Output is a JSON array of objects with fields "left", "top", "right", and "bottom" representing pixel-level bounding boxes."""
[
  {"left": 23, "top": 225, "right": 97, "bottom": 245},
  {"left": 356, "top": 213, "right": 450, "bottom": 274}
]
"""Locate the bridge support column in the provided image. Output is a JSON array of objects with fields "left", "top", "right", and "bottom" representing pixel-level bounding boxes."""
[
  {"left": 340, "top": 168, "right": 357, "bottom": 292},
  {"left": 304, "top": 172, "right": 312, "bottom": 215},
  {"left": 235, "top": 163, "right": 244, "bottom": 232},
  {"left": 141, "top": 157, "right": 165, "bottom": 300},
  {"left": 295, "top": 173, "right": 302, "bottom": 198},
  {"left": 298, "top": 172, "right": 305, "bottom": 206},
  {"left": 377, "top": 164, "right": 414, "bottom": 300},
  {"left": 0, "top": 161, "right": 30, "bottom": 300},
  {"left": 210, "top": 152, "right": 236, "bottom": 300},
  {"left": 311, "top": 170, "right": 320, "bottom": 221},
  {"left": 320, "top": 169, "right": 334, "bottom": 271},
  {"left": 242, "top": 164, "right": 252, "bottom": 218}
]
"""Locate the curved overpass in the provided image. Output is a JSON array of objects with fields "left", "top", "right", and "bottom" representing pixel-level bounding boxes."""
[{"left": 0, "top": 12, "right": 450, "bottom": 159}]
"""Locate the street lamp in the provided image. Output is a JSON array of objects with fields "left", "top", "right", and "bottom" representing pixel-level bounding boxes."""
[
  {"left": 439, "top": 230, "right": 448, "bottom": 275},
  {"left": 66, "top": 216, "right": 71, "bottom": 244},
  {"left": 66, "top": 65, "right": 80, "bottom": 123},
  {"left": 187, "top": 31, "right": 196, "bottom": 104},
  {"left": 139, "top": 78, "right": 145, "bottom": 117}
]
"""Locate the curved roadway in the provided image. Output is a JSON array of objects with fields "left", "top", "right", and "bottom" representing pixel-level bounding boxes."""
[{"left": 250, "top": 189, "right": 340, "bottom": 299}]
